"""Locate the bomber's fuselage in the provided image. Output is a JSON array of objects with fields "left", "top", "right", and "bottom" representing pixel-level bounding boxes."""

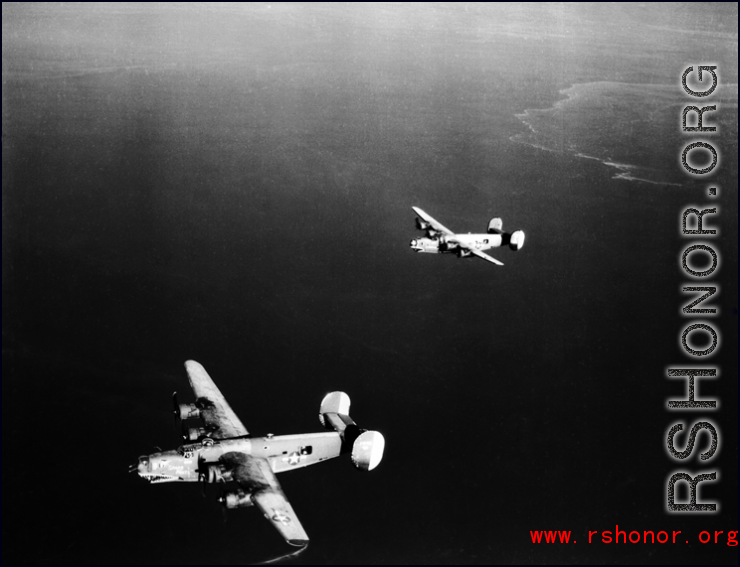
[
  {"left": 410, "top": 233, "right": 503, "bottom": 254},
  {"left": 135, "top": 432, "right": 343, "bottom": 483}
]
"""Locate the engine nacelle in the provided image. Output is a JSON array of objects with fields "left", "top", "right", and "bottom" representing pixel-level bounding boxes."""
[
  {"left": 416, "top": 217, "right": 431, "bottom": 231},
  {"left": 509, "top": 230, "right": 525, "bottom": 251},
  {"left": 351, "top": 430, "right": 385, "bottom": 471},
  {"left": 200, "top": 463, "right": 229, "bottom": 484},
  {"left": 457, "top": 248, "right": 472, "bottom": 258},
  {"left": 219, "top": 489, "right": 254, "bottom": 509},
  {"left": 487, "top": 217, "right": 503, "bottom": 234},
  {"left": 177, "top": 403, "right": 200, "bottom": 420},
  {"left": 183, "top": 427, "right": 208, "bottom": 441}
]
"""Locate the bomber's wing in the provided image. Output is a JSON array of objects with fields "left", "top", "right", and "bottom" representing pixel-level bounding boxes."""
[
  {"left": 412, "top": 206, "right": 455, "bottom": 236},
  {"left": 468, "top": 247, "right": 504, "bottom": 266},
  {"left": 185, "top": 360, "right": 248, "bottom": 439},
  {"left": 222, "top": 452, "right": 309, "bottom": 546},
  {"left": 445, "top": 236, "right": 504, "bottom": 266},
  {"left": 458, "top": 245, "right": 504, "bottom": 266}
]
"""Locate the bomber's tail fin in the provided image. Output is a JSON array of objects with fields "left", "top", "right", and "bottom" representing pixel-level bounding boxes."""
[
  {"left": 318, "top": 392, "right": 353, "bottom": 433},
  {"left": 318, "top": 391, "right": 385, "bottom": 471},
  {"left": 487, "top": 217, "right": 503, "bottom": 234},
  {"left": 509, "top": 230, "right": 525, "bottom": 251}
]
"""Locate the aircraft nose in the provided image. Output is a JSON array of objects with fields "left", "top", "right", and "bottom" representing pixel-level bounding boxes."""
[
  {"left": 132, "top": 455, "right": 149, "bottom": 475},
  {"left": 410, "top": 239, "right": 417, "bottom": 247}
]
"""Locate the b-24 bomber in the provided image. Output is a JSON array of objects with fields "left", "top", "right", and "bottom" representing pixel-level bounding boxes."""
[
  {"left": 131, "top": 360, "right": 385, "bottom": 546},
  {"left": 410, "top": 206, "right": 525, "bottom": 265}
]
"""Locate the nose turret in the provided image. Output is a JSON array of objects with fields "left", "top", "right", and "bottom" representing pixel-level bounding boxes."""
[
  {"left": 129, "top": 455, "right": 149, "bottom": 475},
  {"left": 138, "top": 455, "right": 149, "bottom": 472},
  {"left": 131, "top": 450, "right": 186, "bottom": 483},
  {"left": 410, "top": 237, "right": 440, "bottom": 253}
]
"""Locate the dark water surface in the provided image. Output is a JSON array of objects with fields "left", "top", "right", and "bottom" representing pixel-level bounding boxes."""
[{"left": 3, "top": 3, "right": 737, "bottom": 564}]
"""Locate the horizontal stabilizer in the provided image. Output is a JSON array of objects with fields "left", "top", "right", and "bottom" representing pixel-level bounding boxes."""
[{"left": 318, "top": 392, "right": 384, "bottom": 470}]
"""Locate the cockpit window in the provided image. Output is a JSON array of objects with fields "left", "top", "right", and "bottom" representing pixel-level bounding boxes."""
[
  {"left": 177, "top": 444, "right": 199, "bottom": 456},
  {"left": 177, "top": 447, "right": 196, "bottom": 459}
]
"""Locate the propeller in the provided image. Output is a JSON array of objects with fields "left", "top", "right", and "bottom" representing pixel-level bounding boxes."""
[
  {"left": 198, "top": 457, "right": 225, "bottom": 497},
  {"left": 197, "top": 456, "right": 208, "bottom": 497},
  {"left": 215, "top": 488, "right": 230, "bottom": 523},
  {"left": 172, "top": 391, "right": 180, "bottom": 430}
]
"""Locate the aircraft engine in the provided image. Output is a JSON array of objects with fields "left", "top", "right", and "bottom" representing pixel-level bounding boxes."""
[
  {"left": 487, "top": 217, "right": 503, "bottom": 234},
  {"left": 183, "top": 426, "right": 208, "bottom": 441},
  {"left": 457, "top": 249, "right": 472, "bottom": 258},
  {"left": 172, "top": 392, "right": 200, "bottom": 421},
  {"left": 509, "top": 230, "right": 525, "bottom": 251},
  {"left": 178, "top": 404, "right": 200, "bottom": 420},
  {"left": 200, "top": 463, "right": 228, "bottom": 484},
  {"left": 218, "top": 489, "right": 254, "bottom": 509},
  {"left": 416, "top": 217, "right": 431, "bottom": 231},
  {"left": 351, "top": 430, "right": 385, "bottom": 472}
]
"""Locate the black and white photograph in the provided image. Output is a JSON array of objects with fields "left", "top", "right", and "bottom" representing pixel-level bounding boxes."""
[{"left": 2, "top": 2, "right": 737, "bottom": 564}]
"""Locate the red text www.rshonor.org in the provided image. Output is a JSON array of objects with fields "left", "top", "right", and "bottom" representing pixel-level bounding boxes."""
[{"left": 529, "top": 528, "right": 738, "bottom": 545}]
